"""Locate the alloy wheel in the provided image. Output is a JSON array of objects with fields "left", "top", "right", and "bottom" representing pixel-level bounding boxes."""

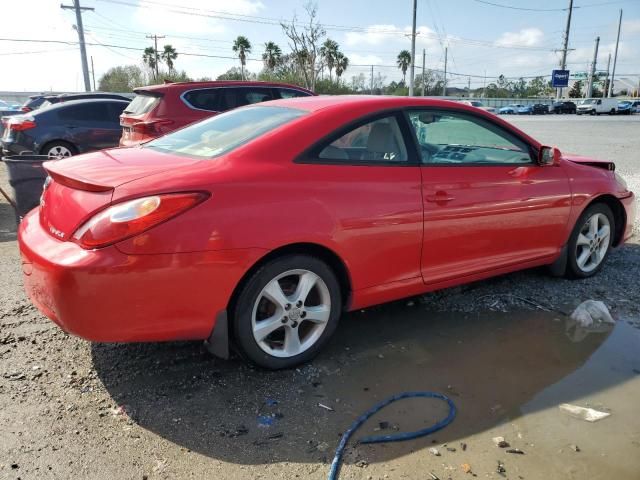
[
  {"left": 575, "top": 212, "right": 611, "bottom": 273},
  {"left": 251, "top": 269, "right": 331, "bottom": 358},
  {"left": 47, "top": 145, "right": 73, "bottom": 159}
]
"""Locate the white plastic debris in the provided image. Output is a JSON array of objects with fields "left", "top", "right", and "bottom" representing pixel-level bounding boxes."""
[
  {"left": 559, "top": 403, "right": 611, "bottom": 422},
  {"left": 570, "top": 300, "right": 614, "bottom": 328}
]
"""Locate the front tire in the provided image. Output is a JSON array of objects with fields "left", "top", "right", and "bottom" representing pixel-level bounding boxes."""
[
  {"left": 566, "top": 203, "right": 614, "bottom": 279},
  {"left": 232, "top": 254, "right": 342, "bottom": 369}
]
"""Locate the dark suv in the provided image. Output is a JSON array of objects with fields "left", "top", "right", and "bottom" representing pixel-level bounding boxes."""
[
  {"left": 551, "top": 101, "right": 576, "bottom": 114},
  {"left": 119, "top": 81, "right": 315, "bottom": 147},
  {"left": 39, "top": 92, "right": 132, "bottom": 110},
  {"left": 2, "top": 98, "right": 128, "bottom": 158}
]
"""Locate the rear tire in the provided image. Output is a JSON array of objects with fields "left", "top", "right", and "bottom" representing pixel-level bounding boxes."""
[
  {"left": 232, "top": 254, "right": 342, "bottom": 369},
  {"left": 565, "top": 203, "right": 615, "bottom": 279},
  {"left": 40, "top": 140, "right": 77, "bottom": 159}
]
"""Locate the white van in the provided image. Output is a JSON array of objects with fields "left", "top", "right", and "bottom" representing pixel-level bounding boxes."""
[{"left": 576, "top": 98, "right": 618, "bottom": 115}]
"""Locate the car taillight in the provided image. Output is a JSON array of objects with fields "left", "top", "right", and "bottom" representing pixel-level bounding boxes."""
[
  {"left": 8, "top": 117, "right": 36, "bottom": 131},
  {"left": 131, "top": 119, "right": 174, "bottom": 136},
  {"left": 72, "top": 192, "right": 208, "bottom": 249}
]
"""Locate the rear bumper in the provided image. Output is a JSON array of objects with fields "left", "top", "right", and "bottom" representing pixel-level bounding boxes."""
[{"left": 18, "top": 209, "right": 266, "bottom": 342}]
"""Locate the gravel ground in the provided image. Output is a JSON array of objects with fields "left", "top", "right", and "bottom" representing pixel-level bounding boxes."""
[{"left": 1, "top": 115, "right": 639, "bottom": 480}]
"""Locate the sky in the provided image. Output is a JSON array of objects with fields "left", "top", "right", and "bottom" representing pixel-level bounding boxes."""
[{"left": 1, "top": 0, "right": 639, "bottom": 92}]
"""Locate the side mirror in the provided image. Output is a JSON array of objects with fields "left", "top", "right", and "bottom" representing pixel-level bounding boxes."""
[{"left": 539, "top": 146, "right": 561, "bottom": 166}]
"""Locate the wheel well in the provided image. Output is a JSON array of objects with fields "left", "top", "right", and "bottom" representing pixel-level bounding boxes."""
[
  {"left": 587, "top": 195, "right": 626, "bottom": 246},
  {"left": 227, "top": 243, "right": 352, "bottom": 319}
]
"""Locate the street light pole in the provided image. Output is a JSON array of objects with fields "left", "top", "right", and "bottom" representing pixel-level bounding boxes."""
[
  {"left": 408, "top": 0, "right": 417, "bottom": 96},
  {"left": 608, "top": 9, "right": 623, "bottom": 98}
]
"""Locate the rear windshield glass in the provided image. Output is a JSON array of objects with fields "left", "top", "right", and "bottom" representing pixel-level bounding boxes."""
[
  {"left": 124, "top": 94, "right": 160, "bottom": 114},
  {"left": 143, "top": 105, "right": 306, "bottom": 159}
]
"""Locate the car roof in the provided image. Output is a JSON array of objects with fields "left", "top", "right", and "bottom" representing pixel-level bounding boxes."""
[
  {"left": 135, "top": 80, "right": 314, "bottom": 94},
  {"left": 258, "top": 95, "right": 498, "bottom": 114},
  {"left": 34, "top": 97, "right": 129, "bottom": 114}
]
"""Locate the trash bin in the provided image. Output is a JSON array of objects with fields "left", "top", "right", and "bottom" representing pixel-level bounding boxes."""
[{"left": 2, "top": 155, "right": 50, "bottom": 219}]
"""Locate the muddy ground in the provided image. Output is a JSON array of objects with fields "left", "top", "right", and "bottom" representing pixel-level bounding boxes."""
[{"left": 1, "top": 115, "right": 640, "bottom": 480}]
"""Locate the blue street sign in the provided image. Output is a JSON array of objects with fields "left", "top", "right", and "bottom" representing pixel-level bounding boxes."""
[{"left": 552, "top": 70, "right": 570, "bottom": 87}]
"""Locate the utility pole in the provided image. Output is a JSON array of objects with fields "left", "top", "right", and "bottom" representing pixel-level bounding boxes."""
[
  {"left": 468, "top": 76, "right": 471, "bottom": 97},
  {"left": 146, "top": 34, "right": 165, "bottom": 81},
  {"left": 442, "top": 47, "right": 448, "bottom": 96},
  {"left": 408, "top": 0, "right": 417, "bottom": 96},
  {"left": 370, "top": 65, "right": 374, "bottom": 94},
  {"left": 90, "top": 56, "right": 96, "bottom": 91},
  {"left": 422, "top": 49, "right": 426, "bottom": 96},
  {"left": 483, "top": 70, "right": 487, "bottom": 98},
  {"left": 61, "top": 0, "right": 94, "bottom": 92},
  {"left": 586, "top": 36, "right": 600, "bottom": 98},
  {"left": 557, "top": 0, "right": 574, "bottom": 99},
  {"left": 604, "top": 53, "right": 611, "bottom": 98},
  {"left": 608, "top": 9, "right": 623, "bottom": 98}
]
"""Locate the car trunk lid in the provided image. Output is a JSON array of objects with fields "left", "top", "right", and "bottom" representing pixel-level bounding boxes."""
[{"left": 40, "top": 148, "right": 201, "bottom": 240}]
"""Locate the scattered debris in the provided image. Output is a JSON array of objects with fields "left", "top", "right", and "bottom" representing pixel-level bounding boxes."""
[
  {"left": 570, "top": 444, "right": 581, "bottom": 452},
  {"left": 377, "top": 354, "right": 384, "bottom": 359},
  {"left": 570, "top": 300, "right": 614, "bottom": 327},
  {"left": 460, "top": 442, "right": 467, "bottom": 451},
  {"left": 355, "top": 460, "right": 369, "bottom": 468},
  {"left": 461, "top": 463, "right": 472, "bottom": 474},
  {"left": 428, "top": 472, "right": 440, "bottom": 480},
  {"left": 559, "top": 403, "right": 611, "bottom": 422},
  {"left": 496, "top": 460, "right": 506, "bottom": 475},
  {"left": 317, "top": 403, "right": 334, "bottom": 412},
  {"left": 506, "top": 448, "right": 525, "bottom": 454},
  {"left": 257, "top": 415, "right": 275, "bottom": 427},
  {"left": 446, "top": 447, "right": 457, "bottom": 452},
  {"left": 265, "top": 398, "right": 278, "bottom": 407},
  {"left": 428, "top": 447, "right": 441, "bottom": 456},
  {"left": 378, "top": 421, "right": 390, "bottom": 430},
  {"left": 493, "top": 436, "right": 510, "bottom": 448},
  {"left": 267, "top": 432, "right": 283, "bottom": 440}
]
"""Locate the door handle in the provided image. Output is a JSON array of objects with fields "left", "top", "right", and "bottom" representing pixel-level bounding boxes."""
[{"left": 425, "top": 194, "right": 455, "bottom": 203}]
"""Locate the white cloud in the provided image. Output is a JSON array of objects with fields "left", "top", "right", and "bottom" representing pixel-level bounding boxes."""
[
  {"left": 345, "top": 25, "right": 399, "bottom": 47},
  {"left": 495, "top": 28, "right": 544, "bottom": 47},
  {"left": 622, "top": 19, "right": 640, "bottom": 35},
  {"left": 345, "top": 53, "right": 384, "bottom": 66}
]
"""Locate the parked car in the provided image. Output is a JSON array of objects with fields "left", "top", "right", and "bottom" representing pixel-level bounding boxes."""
[
  {"left": 20, "top": 95, "right": 48, "bottom": 113},
  {"left": 517, "top": 105, "right": 534, "bottom": 115},
  {"left": 498, "top": 104, "right": 524, "bottom": 114},
  {"left": 631, "top": 100, "right": 640, "bottom": 113},
  {"left": 532, "top": 104, "right": 549, "bottom": 115},
  {"left": 617, "top": 101, "right": 634, "bottom": 115},
  {"left": 551, "top": 101, "right": 577, "bottom": 114},
  {"left": 39, "top": 92, "right": 132, "bottom": 111},
  {"left": 576, "top": 98, "right": 618, "bottom": 115},
  {"left": 119, "top": 80, "right": 316, "bottom": 147},
  {"left": 0, "top": 99, "right": 18, "bottom": 111},
  {"left": 458, "top": 100, "right": 496, "bottom": 114},
  {"left": 18, "top": 96, "right": 635, "bottom": 369},
  {"left": 2, "top": 98, "right": 128, "bottom": 158}
]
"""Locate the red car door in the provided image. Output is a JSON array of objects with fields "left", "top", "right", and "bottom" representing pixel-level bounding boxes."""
[
  {"left": 406, "top": 109, "right": 572, "bottom": 285},
  {"left": 298, "top": 113, "right": 424, "bottom": 292}
]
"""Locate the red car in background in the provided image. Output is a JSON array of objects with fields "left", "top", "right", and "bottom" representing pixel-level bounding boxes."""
[
  {"left": 19, "top": 96, "right": 636, "bottom": 369},
  {"left": 119, "top": 80, "right": 315, "bottom": 147}
]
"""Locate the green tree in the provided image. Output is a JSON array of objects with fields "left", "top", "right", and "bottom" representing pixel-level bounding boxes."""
[
  {"left": 142, "top": 46, "right": 157, "bottom": 78},
  {"left": 217, "top": 67, "right": 256, "bottom": 81},
  {"left": 320, "top": 38, "right": 339, "bottom": 82},
  {"left": 98, "top": 65, "right": 145, "bottom": 92},
  {"left": 232, "top": 36, "right": 252, "bottom": 80},
  {"left": 568, "top": 80, "right": 583, "bottom": 98},
  {"left": 397, "top": 50, "right": 411, "bottom": 85},
  {"left": 161, "top": 44, "right": 178, "bottom": 73},
  {"left": 334, "top": 52, "right": 349, "bottom": 85},
  {"left": 262, "top": 41, "right": 282, "bottom": 71}
]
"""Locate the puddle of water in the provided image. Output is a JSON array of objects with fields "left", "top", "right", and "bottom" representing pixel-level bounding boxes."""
[{"left": 94, "top": 300, "right": 640, "bottom": 473}]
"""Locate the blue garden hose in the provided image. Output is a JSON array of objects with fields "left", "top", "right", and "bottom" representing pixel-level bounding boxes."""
[{"left": 328, "top": 391, "right": 457, "bottom": 480}]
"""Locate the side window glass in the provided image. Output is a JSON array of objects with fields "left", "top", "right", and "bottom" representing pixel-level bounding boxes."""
[
  {"left": 58, "top": 103, "right": 108, "bottom": 122},
  {"left": 278, "top": 88, "right": 308, "bottom": 99},
  {"left": 237, "top": 88, "right": 274, "bottom": 107},
  {"left": 318, "top": 116, "right": 408, "bottom": 163},
  {"left": 107, "top": 103, "right": 126, "bottom": 122},
  {"left": 218, "top": 89, "right": 238, "bottom": 111},
  {"left": 407, "top": 111, "right": 531, "bottom": 165},
  {"left": 183, "top": 89, "right": 220, "bottom": 111}
]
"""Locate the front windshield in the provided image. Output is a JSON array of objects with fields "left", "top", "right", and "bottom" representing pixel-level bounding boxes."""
[{"left": 144, "top": 105, "right": 306, "bottom": 159}]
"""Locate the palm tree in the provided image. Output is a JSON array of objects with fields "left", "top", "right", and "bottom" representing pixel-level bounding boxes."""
[
  {"left": 232, "top": 36, "right": 252, "bottom": 80},
  {"left": 320, "top": 39, "right": 339, "bottom": 82},
  {"left": 142, "top": 46, "right": 157, "bottom": 75},
  {"left": 262, "top": 41, "right": 282, "bottom": 71},
  {"left": 397, "top": 50, "right": 411, "bottom": 85},
  {"left": 161, "top": 44, "right": 178, "bottom": 73},
  {"left": 334, "top": 52, "right": 349, "bottom": 85}
]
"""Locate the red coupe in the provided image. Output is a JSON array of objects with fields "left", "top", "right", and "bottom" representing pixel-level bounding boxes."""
[{"left": 18, "top": 96, "right": 636, "bottom": 369}]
